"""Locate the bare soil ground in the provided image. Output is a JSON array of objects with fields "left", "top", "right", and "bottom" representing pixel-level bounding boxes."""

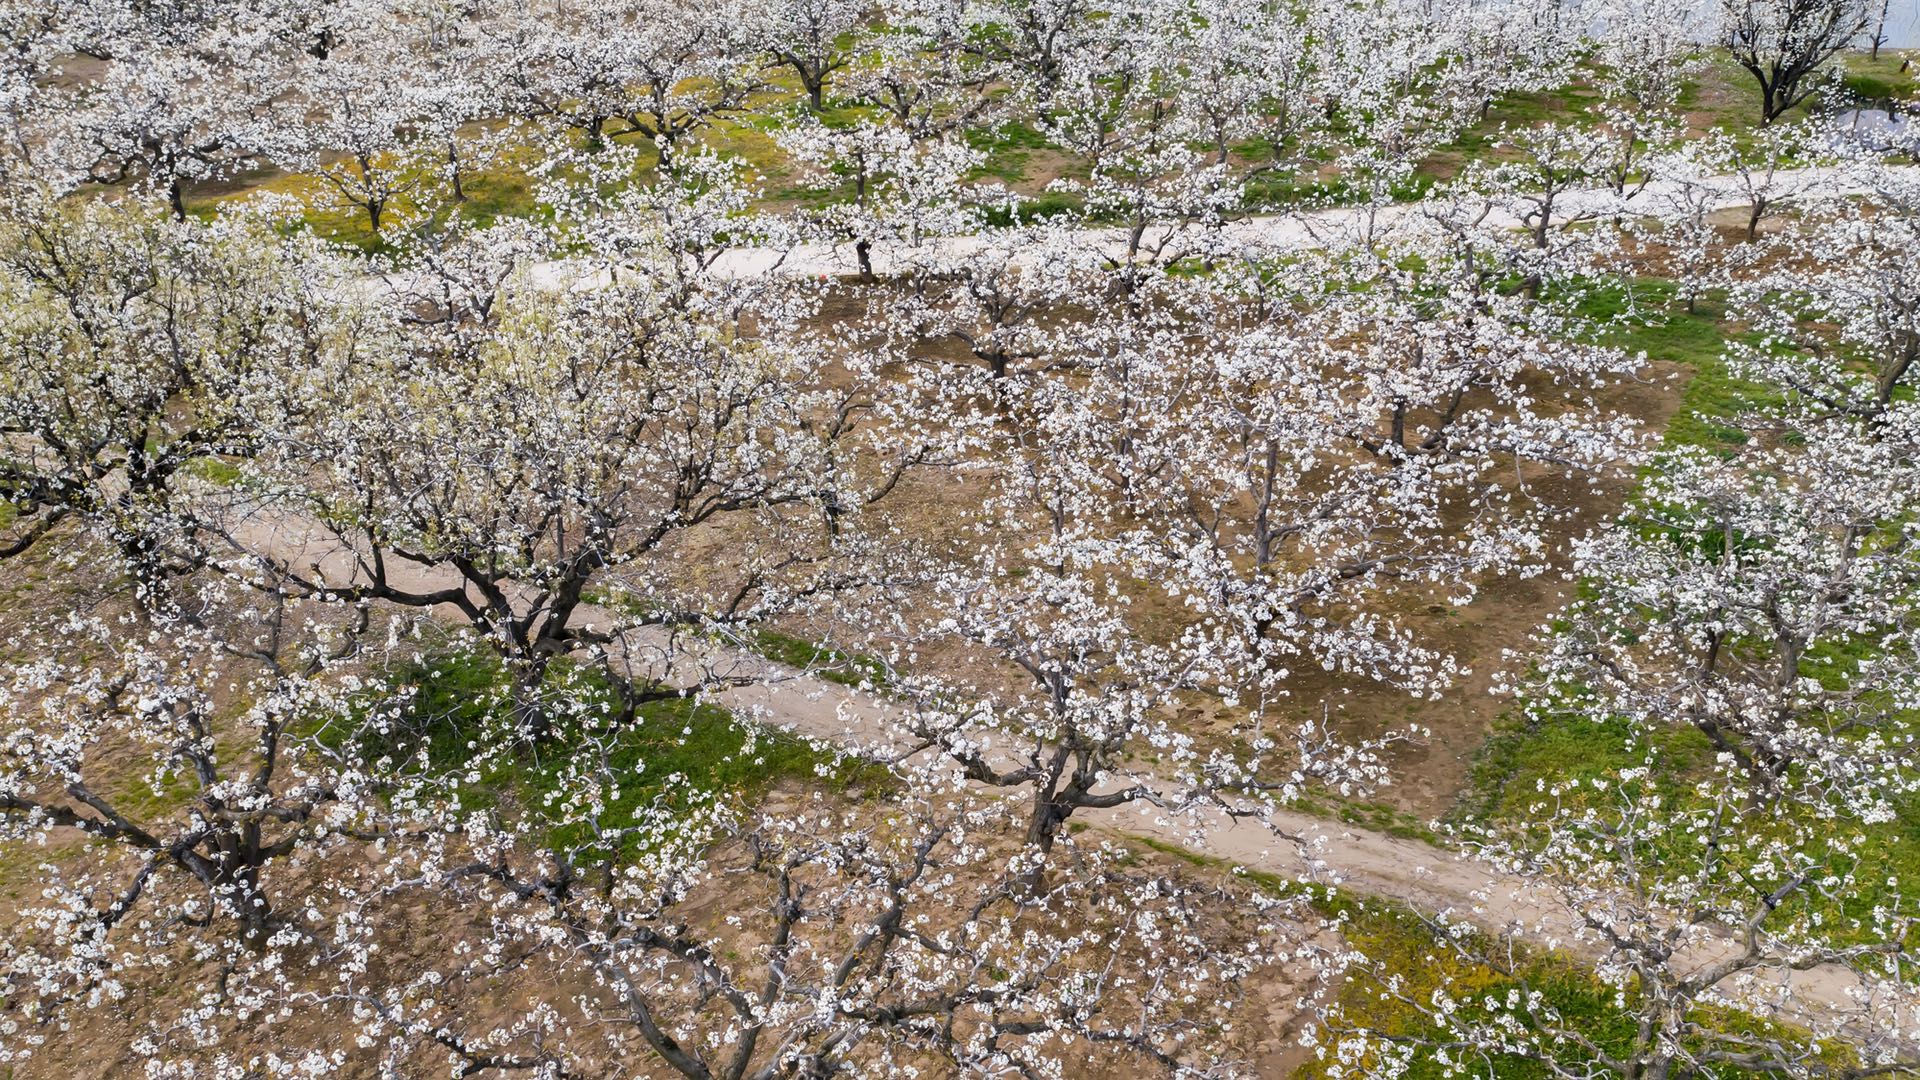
[
  {"left": 7, "top": 779, "right": 1323, "bottom": 1078},
  {"left": 753, "top": 287, "right": 1698, "bottom": 820}
]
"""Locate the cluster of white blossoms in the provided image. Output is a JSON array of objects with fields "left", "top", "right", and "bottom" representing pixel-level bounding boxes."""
[{"left": 0, "top": 0, "right": 1914, "bottom": 1076}]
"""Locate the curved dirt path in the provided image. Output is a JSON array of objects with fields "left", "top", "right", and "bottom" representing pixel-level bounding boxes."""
[{"left": 229, "top": 508, "right": 1918, "bottom": 1055}]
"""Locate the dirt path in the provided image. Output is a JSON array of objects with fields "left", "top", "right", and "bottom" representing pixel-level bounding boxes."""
[
  {"left": 226, "top": 509, "right": 1917, "bottom": 1055},
  {"left": 476, "top": 165, "right": 1912, "bottom": 290}
]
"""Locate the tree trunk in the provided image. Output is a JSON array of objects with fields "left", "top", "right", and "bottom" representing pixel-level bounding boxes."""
[
  {"left": 206, "top": 826, "right": 273, "bottom": 948},
  {"left": 1018, "top": 794, "right": 1065, "bottom": 896},
  {"left": 1024, "top": 799, "right": 1062, "bottom": 853},
  {"left": 511, "top": 655, "right": 555, "bottom": 742},
  {"left": 447, "top": 140, "right": 466, "bottom": 202},
  {"left": 232, "top": 863, "right": 271, "bottom": 947},
  {"left": 1876, "top": 335, "right": 1917, "bottom": 408},
  {"left": 117, "top": 449, "right": 177, "bottom": 616}
]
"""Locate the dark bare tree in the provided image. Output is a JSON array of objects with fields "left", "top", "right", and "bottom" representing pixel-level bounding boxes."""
[{"left": 1721, "top": 0, "right": 1872, "bottom": 123}]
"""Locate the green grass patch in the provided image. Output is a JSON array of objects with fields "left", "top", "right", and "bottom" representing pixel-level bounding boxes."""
[
  {"left": 965, "top": 120, "right": 1064, "bottom": 187},
  {"left": 977, "top": 189, "right": 1083, "bottom": 226},
  {"left": 1304, "top": 886, "right": 1852, "bottom": 1080},
  {"left": 1458, "top": 694, "right": 1920, "bottom": 950},
  {"left": 1291, "top": 793, "right": 1441, "bottom": 844},
  {"left": 1124, "top": 832, "right": 1295, "bottom": 896},
  {"left": 334, "top": 645, "right": 892, "bottom": 859},
  {"left": 1564, "top": 278, "right": 1779, "bottom": 451},
  {"left": 1452, "top": 703, "right": 1714, "bottom": 829},
  {"left": 185, "top": 456, "right": 243, "bottom": 486},
  {"left": 750, "top": 628, "right": 892, "bottom": 688},
  {"left": 1840, "top": 50, "right": 1920, "bottom": 107},
  {"left": 1121, "top": 833, "right": 1822, "bottom": 1080},
  {"left": 1302, "top": 899, "right": 1636, "bottom": 1080},
  {"left": 1676, "top": 55, "right": 1779, "bottom": 136},
  {"left": 450, "top": 167, "right": 544, "bottom": 230}
]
